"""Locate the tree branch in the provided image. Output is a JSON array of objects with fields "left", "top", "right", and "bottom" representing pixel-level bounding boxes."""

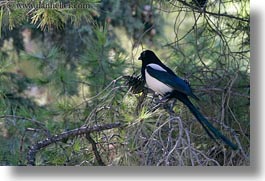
[
  {"left": 176, "top": 0, "right": 249, "bottom": 22},
  {"left": 27, "top": 122, "right": 122, "bottom": 166},
  {"left": 85, "top": 133, "right": 106, "bottom": 166}
]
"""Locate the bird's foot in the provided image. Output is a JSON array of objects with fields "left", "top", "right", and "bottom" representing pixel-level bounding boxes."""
[
  {"left": 159, "top": 93, "right": 172, "bottom": 103},
  {"left": 150, "top": 94, "right": 170, "bottom": 112}
]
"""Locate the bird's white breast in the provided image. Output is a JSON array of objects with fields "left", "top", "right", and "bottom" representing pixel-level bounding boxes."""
[{"left": 145, "top": 64, "right": 173, "bottom": 96}]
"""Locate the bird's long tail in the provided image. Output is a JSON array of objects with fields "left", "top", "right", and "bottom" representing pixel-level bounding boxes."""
[{"left": 174, "top": 92, "right": 238, "bottom": 150}]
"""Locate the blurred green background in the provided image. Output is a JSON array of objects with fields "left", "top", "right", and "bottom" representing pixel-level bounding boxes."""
[{"left": 0, "top": 0, "right": 249, "bottom": 166}]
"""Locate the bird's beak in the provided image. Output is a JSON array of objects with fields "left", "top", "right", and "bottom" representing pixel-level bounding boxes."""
[{"left": 138, "top": 55, "right": 142, "bottom": 60}]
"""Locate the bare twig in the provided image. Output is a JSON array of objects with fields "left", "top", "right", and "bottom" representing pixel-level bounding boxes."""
[
  {"left": 85, "top": 133, "right": 105, "bottom": 166},
  {"left": 175, "top": 0, "right": 249, "bottom": 22},
  {"left": 0, "top": 115, "right": 51, "bottom": 136}
]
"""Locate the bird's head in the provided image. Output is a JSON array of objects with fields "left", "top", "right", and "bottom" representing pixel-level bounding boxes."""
[{"left": 138, "top": 50, "right": 159, "bottom": 64}]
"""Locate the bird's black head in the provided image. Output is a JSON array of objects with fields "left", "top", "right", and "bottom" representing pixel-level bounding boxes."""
[{"left": 138, "top": 50, "right": 160, "bottom": 64}]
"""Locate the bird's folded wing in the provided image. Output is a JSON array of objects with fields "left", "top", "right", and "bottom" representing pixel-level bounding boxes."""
[{"left": 146, "top": 66, "right": 192, "bottom": 96}]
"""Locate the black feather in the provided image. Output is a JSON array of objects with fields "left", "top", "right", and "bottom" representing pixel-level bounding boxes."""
[{"left": 138, "top": 50, "right": 238, "bottom": 150}]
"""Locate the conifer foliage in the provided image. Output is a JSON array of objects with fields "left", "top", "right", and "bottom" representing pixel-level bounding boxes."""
[{"left": 0, "top": 0, "right": 249, "bottom": 166}]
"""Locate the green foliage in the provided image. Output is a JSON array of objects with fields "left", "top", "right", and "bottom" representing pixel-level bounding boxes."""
[
  {"left": 79, "top": 23, "right": 127, "bottom": 94},
  {"left": 2, "top": 8, "right": 27, "bottom": 30},
  {"left": 31, "top": 9, "right": 66, "bottom": 30},
  {"left": 0, "top": 0, "right": 249, "bottom": 166}
]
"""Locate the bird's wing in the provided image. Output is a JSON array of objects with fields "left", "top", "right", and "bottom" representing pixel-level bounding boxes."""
[{"left": 146, "top": 65, "right": 193, "bottom": 96}]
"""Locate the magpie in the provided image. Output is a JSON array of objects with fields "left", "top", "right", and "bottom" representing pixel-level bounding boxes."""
[{"left": 138, "top": 50, "right": 237, "bottom": 150}]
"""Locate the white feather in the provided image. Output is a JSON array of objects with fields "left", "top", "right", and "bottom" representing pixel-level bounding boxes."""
[
  {"left": 147, "top": 63, "right": 166, "bottom": 71},
  {"left": 145, "top": 64, "right": 173, "bottom": 95}
]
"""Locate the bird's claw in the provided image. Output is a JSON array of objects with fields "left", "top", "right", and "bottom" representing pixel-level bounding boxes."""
[{"left": 157, "top": 93, "right": 172, "bottom": 104}]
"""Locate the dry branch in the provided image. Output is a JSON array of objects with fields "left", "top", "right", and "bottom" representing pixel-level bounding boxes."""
[
  {"left": 85, "top": 133, "right": 105, "bottom": 166},
  {"left": 27, "top": 122, "right": 122, "bottom": 166}
]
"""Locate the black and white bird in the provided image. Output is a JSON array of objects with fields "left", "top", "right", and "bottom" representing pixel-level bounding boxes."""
[{"left": 138, "top": 50, "right": 237, "bottom": 150}]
